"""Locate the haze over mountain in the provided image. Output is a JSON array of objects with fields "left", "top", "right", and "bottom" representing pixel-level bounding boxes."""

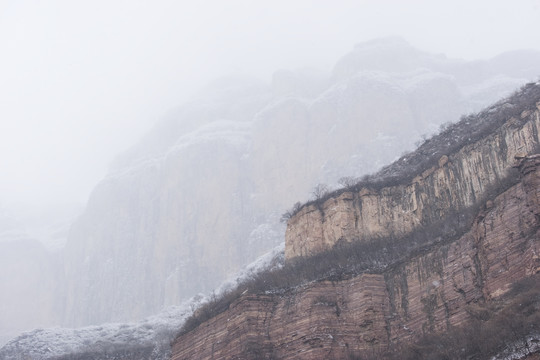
[
  {"left": 2, "top": 1, "right": 540, "bottom": 210},
  {"left": 1, "top": 37, "right": 539, "bottom": 348}
]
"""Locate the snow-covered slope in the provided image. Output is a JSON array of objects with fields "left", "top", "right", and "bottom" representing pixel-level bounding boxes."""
[
  {"left": 0, "top": 244, "right": 284, "bottom": 359},
  {"left": 0, "top": 298, "right": 201, "bottom": 360}
]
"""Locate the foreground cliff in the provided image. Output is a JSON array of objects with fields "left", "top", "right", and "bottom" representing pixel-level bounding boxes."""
[
  {"left": 172, "top": 85, "right": 540, "bottom": 359},
  {"left": 172, "top": 154, "right": 540, "bottom": 360}
]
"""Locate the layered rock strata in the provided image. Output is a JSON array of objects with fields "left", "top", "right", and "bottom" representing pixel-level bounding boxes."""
[
  {"left": 171, "top": 156, "right": 540, "bottom": 359},
  {"left": 58, "top": 42, "right": 539, "bottom": 329},
  {"left": 285, "top": 106, "right": 540, "bottom": 259}
]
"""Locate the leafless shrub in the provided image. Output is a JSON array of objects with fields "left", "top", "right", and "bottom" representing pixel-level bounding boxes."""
[
  {"left": 280, "top": 202, "right": 302, "bottom": 223},
  {"left": 51, "top": 344, "right": 157, "bottom": 360},
  {"left": 338, "top": 176, "right": 358, "bottom": 189},
  {"left": 311, "top": 183, "right": 330, "bottom": 201}
]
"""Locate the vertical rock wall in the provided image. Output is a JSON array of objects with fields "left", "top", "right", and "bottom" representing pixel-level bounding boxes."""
[{"left": 285, "top": 108, "right": 540, "bottom": 259}]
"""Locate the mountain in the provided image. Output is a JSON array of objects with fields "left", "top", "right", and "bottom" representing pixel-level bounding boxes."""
[
  {"left": 60, "top": 38, "right": 540, "bottom": 328},
  {"left": 171, "top": 83, "right": 540, "bottom": 359},
  {"left": 2, "top": 37, "right": 540, "bottom": 348}
]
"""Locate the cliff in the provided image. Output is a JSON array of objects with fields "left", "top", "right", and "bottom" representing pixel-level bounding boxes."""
[
  {"left": 285, "top": 88, "right": 540, "bottom": 259},
  {"left": 59, "top": 39, "right": 538, "bottom": 328},
  {"left": 4, "top": 41, "right": 540, "bottom": 357},
  {"left": 171, "top": 154, "right": 540, "bottom": 360},
  {"left": 171, "top": 83, "right": 540, "bottom": 359}
]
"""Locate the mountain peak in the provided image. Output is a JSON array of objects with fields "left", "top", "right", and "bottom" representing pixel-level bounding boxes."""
[
  {"left": 353, "top": 36, "right": 412, "bottom": 51},
  {"left": 333, "top": 36, "right": 446, "bottom": 80}
]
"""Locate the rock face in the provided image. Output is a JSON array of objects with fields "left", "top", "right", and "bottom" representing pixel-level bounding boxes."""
[
  {"left": 60, "top": 40, "right": 540, "bottom": 328},
  {"left": 171, "top": 155, "right": 540, "bottom": 359},
  {"left": 3, "top": 42, "right": 540, "bottom": 356},
  {"left": 285, "top": 105, "right": 540, "bottom": 259}
]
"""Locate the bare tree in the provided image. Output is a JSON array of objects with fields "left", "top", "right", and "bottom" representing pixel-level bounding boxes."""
[
  {"left": 280, "top": 202, "right": 302, "bottom": 222},
  {"left": 338, "top": 176, "right": 358, "bottom": 189},
  {"left": 311, "top": 183, "right": 329, "bottom": 201}
]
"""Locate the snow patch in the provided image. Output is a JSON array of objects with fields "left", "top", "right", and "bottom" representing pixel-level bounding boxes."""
[
  {"left": 215, "top": 243, "right": 285, "bottom": 295},
  {"left": 491, "top": 334, "right": 540, "bottom": 360}
]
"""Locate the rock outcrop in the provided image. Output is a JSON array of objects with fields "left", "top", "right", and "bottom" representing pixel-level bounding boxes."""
[
  {"left": 285, "top": 101, "right": 540, "bottom": 259},
  {"left": 171, "top": 155, "right": 540, "bottom": 360}
]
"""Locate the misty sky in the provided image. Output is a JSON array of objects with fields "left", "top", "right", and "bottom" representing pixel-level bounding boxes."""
[{"left": 1, "top": 0, "right": 539, "bottom": 209}]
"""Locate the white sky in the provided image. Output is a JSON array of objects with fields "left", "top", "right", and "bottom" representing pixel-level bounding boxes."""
[{"left": 1, "top": 0, "right": 539, "bottom": 208}]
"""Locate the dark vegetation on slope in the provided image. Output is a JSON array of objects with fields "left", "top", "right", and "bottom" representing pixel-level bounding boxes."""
[
  {"left": 282, "top": 81, "right": 540, "bottom": 221},
  {"left": 50, "top": 343, "right": 167, "bottom": 360},
  {"left": 370, "top": 273, "right": 540, "bottom": 360},
  {"left": 177, "top": 165, "right": 521, "bottom": 338}
]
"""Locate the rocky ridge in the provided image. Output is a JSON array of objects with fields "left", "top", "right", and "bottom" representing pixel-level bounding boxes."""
[
  {"left": 172, "top": 154, "right": 540, "bottom": 359},
  {"left": 59, "top": 41, "right": 540, "bottom": 329},
  {"left": 171, "top": 86, "right": 540, "bottom": 359},
  {"left": 3, "top": 38, "right": 540, "bottom": 353},
  {"left": 286, "top": 84, "right": 540, "bottom": 259}
]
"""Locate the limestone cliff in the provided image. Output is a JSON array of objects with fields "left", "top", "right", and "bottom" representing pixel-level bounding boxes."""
[
  {"left": 171, "top": 84, "right": 540, "bottom": 359},
  {"left": 60, "top": 39, "right": 540, "bottom": 328},
  {"left": 3, "top": 46, "right": 540, "bottom": 358},
  {"left": 171, "top": 153, "right": 540, "bottom": 360},
  {"left": 285, "top": 88, "right": 540, "bottom": 259}
]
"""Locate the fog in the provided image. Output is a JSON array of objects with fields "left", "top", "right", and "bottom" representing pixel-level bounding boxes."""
[
  {"left": 2, "top": 0, "right": 540, "bottom": 355},
  {"left": 1, "top": 0, "right": 539, "bottom": 208}
]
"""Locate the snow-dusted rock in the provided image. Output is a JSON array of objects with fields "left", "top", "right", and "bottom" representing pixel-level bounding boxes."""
[{"left": 2, "top": 38, "right": 539, "bottom": 345}]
